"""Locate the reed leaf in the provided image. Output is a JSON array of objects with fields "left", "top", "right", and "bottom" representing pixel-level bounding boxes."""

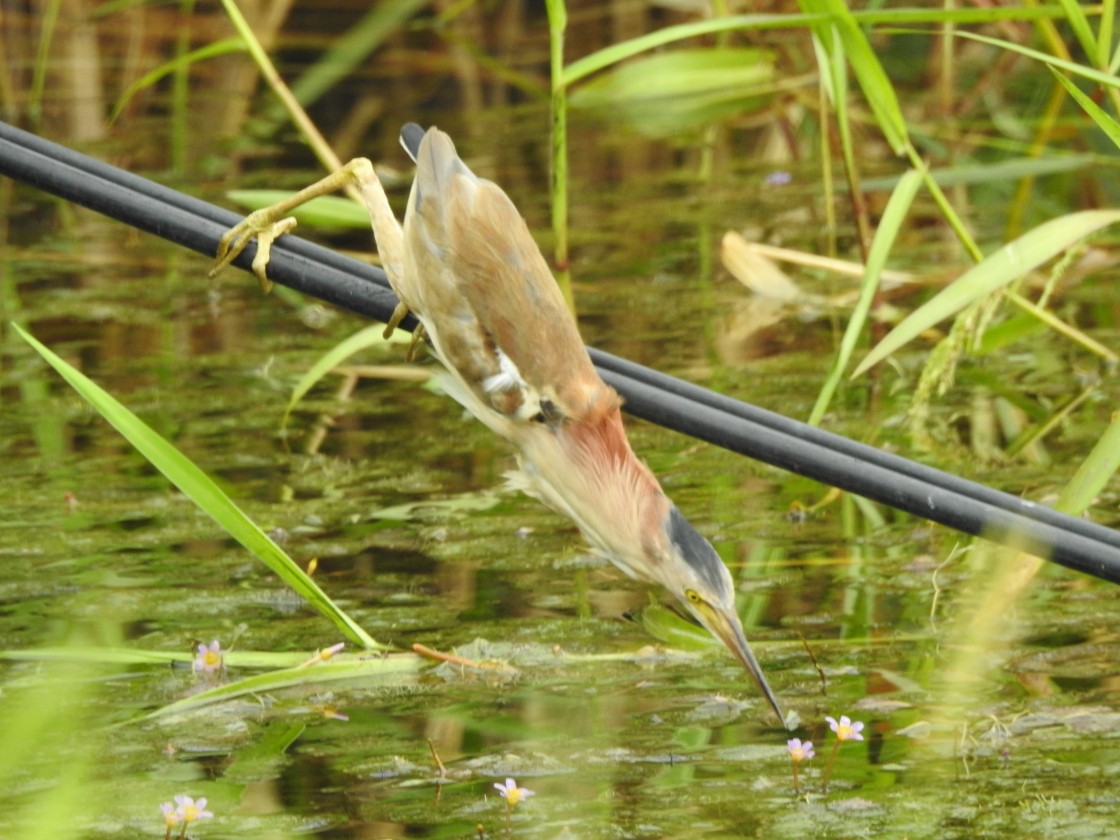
[
  {"left": 952, "top": 30, "right": 1120, "bottom": 90},
  {"left": 1050, "top": 69, "right": 1120, "bottom": 151},
  {"left": 561, "top": 7, "right": 1072, "bottom": 88},
  {"left": 1056, "top": 411, "right": 1120, "bottom": 516},
  {"left": 852, "top": 210, "right": 1120, "bottom": 377},
  {"left": 810, "top": 169, "right": 923, "bottom": 424},
  {"left": 282, "top": 325, "right": 394, "bottom": 431},
  {"left": 1053, "top": 0, "right": 1099, "bottom": 61},
  {"left": 800, "top": 0, "right": 908, "bottom": 154},
  {"left": 13, "top": 324, "right": 382, "bottom": 650},
  {"left": 109, "top": 39, "right": 245, "bottom": 124},
  {"left": 0, "top": 646, "right": 326, "bottom": 669},
  {"left": 143, "top": 655, "right": 422, "bottom": 721},
  {"left": 570, "top": 48, "right": 775, "bottom": 137}
]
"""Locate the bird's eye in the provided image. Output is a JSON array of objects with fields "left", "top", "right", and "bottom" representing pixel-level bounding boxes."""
[{"left": 685, "top": 589, "right": 703, "bottom": 605}]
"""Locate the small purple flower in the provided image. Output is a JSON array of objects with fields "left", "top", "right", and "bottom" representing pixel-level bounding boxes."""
[
  {"left": 826, "top": 714, "right": 865, "bottom": 742},
  {"left": 159, "top": 802, "right": 181, "bottom": 827},
  {"left": 494, "top": 777, "right": 534, "bottom": 806},
  {"left": 192, "top": 640, "right": 223, "bottom": 674},
  {"left": 765, "top": 170, "right": 792, "bottom": 186},
  {"left": 173, "top": 794, "right": 213, "bottom": 823},
  {"left": 319, "top": 642, "right": 345, "bottom": 659},
  {"left": 787, "top": 738, "right": 815, "bottom": 762}
]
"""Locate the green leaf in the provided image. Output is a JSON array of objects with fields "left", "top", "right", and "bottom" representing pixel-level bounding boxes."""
[
  {"left": 13, "top": 324, "right": 383, "bottom": 650},
  {"left": 282, "top": 325, "right": 394, "bottom": 431},
  {"left": 109, "top": 39, "right": 245, "bottom": 124},
  {"left": 569, "top": 48, "right": 776, "bottom": 137},
  {"left": 227, "top": 190, "right": 371, "bottom": 229},
  {"left": 810, "top": 168, "right": 923, "bottom": 424},
  {"left": 852, "top": 210, "right": 1120, "bottom": 377},
  {"left": 953, "top": 29, "right": 1120, "bottom": 90},
  {"left": 859, "top": 153, "right": 1098, "bottom": 191},
  {"left": 1053, "top": 0, "right": 1099, "bottom": 62},
  {"left": 560, "top": 7, "right": 1073, "bottom": 89},
  {"left": 800, "top": 0, "right": 909, "bottom": 154},
  {"left": 0, "top": 646, "right": 326, "bottom": 669},
  {"left": 1056, "top": 411, "right": 1120, "bottom": 517},
  {"left": 1051, "top": 69, "right": 1120, "bottom": 152},
  {"left": 641, "top": 603, "right": 718, "bottom": 652},
  {"left": 143, "top": 655, "right": 422, "bottom": 720}
]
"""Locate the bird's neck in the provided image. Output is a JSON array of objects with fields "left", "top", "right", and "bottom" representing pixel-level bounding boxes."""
[{"left": 546, "top": 403, "right": 670, "bottom": 571}]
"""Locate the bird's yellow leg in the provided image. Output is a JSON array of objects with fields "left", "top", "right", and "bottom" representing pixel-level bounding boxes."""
[
  {"left": 211, "top": 157, "right": 422, "bottom": 353},
  {"left": 210, "top": 158, "right": 408, "bottom": 294},
  {"left": 405, "top": 322, "right": 427, "bottom": 362},
  {"left": 382, "top": 302, "right": 428, "bottom": 359},
  {"left": 382, "top": 301, "right": 409, "bottom": 339}
]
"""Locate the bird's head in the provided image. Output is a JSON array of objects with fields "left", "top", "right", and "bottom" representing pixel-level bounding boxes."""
[{"left": 648, "top": 506, "right": 785, "bottom": 724}]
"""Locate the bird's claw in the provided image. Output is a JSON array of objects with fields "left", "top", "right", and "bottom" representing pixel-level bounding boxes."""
[
  {"left": 382, "top": 301, "right": 427, "bottom": 362},
  {"left": 210, "top": 211, "right": 300, "bottom": 294},
  {"left": 382, "top": 301, "right": 409, "bottom": 340}
]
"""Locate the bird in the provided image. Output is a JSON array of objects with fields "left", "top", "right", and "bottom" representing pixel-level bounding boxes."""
[{"left": 213, "top": 123, "right": 785, "bottom": 724}]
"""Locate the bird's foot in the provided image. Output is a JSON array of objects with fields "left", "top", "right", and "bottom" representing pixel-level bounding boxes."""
[
  {"left": 211, "top": 211, "right": 298, "bottom": 293},
  {"left": 406, "top": 323, "right": 427, "bottom": 362},
  {"left": 382, "top": 301, "right": 410, "bottom": 339},
  {"left": 383, "top": 302, "right": 427, "bottom": 362},
  {"left": 209, "top": 158, "right": 377, "bottom": 293}
]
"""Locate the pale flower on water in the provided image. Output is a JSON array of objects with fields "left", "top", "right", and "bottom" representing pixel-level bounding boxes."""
[
  {"left": 494, "top": 777, "right": 534, "bottom": 807},
  {"left": 173, "top": 794, "right": 213, "bottom": 823},
  {"left": 192, "top": 640, "right": 223, "bottom": 674},
  {"left": 787, "top": 738, "right": 815, "bottom": 762},
  {"left": 159, "top": 802, "right": 181, "bottom": 827},
  {"left": 825, "top": 715, "right": 865, "bottom": 742}
]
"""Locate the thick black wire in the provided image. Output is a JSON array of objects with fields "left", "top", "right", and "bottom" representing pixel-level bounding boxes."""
[{"left": 3, "top": 120, "right": 1119, "bottom": 582}]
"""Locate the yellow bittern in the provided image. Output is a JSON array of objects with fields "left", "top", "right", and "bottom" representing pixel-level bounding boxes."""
[{"left": 213, "top": 124, "right": 784, "bottom": 723}]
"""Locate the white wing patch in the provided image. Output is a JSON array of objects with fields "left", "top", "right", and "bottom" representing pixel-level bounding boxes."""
[
  {"left": 483, "top": 347, "right": 544, "bottom": 422},
  {"left": 482, "top": 347, "right": 526, "bottom": 395}
]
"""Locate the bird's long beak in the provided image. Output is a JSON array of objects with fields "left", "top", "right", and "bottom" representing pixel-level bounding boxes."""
[{"left": 699, "top": 603, "right": 786, "bottom": 726}]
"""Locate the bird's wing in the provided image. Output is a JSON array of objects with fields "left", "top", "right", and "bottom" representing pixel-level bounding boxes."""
[{"left": 402, "top": 126, "right": 613, "bottom": 425}]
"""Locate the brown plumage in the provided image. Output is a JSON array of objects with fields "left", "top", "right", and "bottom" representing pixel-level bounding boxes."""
[
  {"left": 212, "top": 123, "right": 785, "bottom": 724},
  {"left": 392, "top": 126, "right": 783, "bottom": 724}
]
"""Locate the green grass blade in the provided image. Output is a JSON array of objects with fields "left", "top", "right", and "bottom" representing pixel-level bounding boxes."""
[
  {"left": 859, "top": 153, "right": 1100, "bottom": 191},
  {"left": 109, "top": 39, "right": 245, "bottom": 124},
  {"left": 1053, "top": 0, "right": 1098, "bottom": 61},
  {"left": 253, "top": 0, "right": 428, "bottom": 137},
  {"left": 1056, "top": 411, "right": 1120, "bottom": 516},
  {"left": 1099, "top": 0, "right": 1116, "bottom": 70},
  {"left": 142, "top": 655, "right": 421, "bottom": 721},
  {"left": 0, "top": 653, "right": 101, "bottom": 840},
  {"left": 953, "top": 29, "right": 1120, "bottom": 90},
  {"left": 810, "top": 168, "right": 922, "bottom": 424},
  {"left": 562, "top": 14, "right": 804, "bottom": 87},
  {"left": 288, "top": 0, "right": 427, "bottom": 109},
  {"left": 13, "top": 324, "right": 382, "bottom": 650},
  {"left": 0, "top": 646, "right": 329, "bottom": 669},
  {"left": 852, "top": 210, "right": 1120, "bottom": 377},
  {"left": 546, "top": 0, "right": 575, "bottom": 312},
  {"left": 560, "top": 7, "right": 1073, "bottom": 88},
  {"left": 800, "top": 0, "right": 909, "bottom": 154},
  {"left": 1051, "top": 69, "right": 1120, "bottom": 151},
  {"left": 282, "top": 324, "right": 392, "bottom": 431}
]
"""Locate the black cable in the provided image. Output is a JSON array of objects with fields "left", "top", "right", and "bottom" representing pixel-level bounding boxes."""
[
  {"left": 591, "top": 348, "right": 1120, "bottom": 555},
  {"left": 3, "top": 120, "right": 1119, "bottom": 583}
]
